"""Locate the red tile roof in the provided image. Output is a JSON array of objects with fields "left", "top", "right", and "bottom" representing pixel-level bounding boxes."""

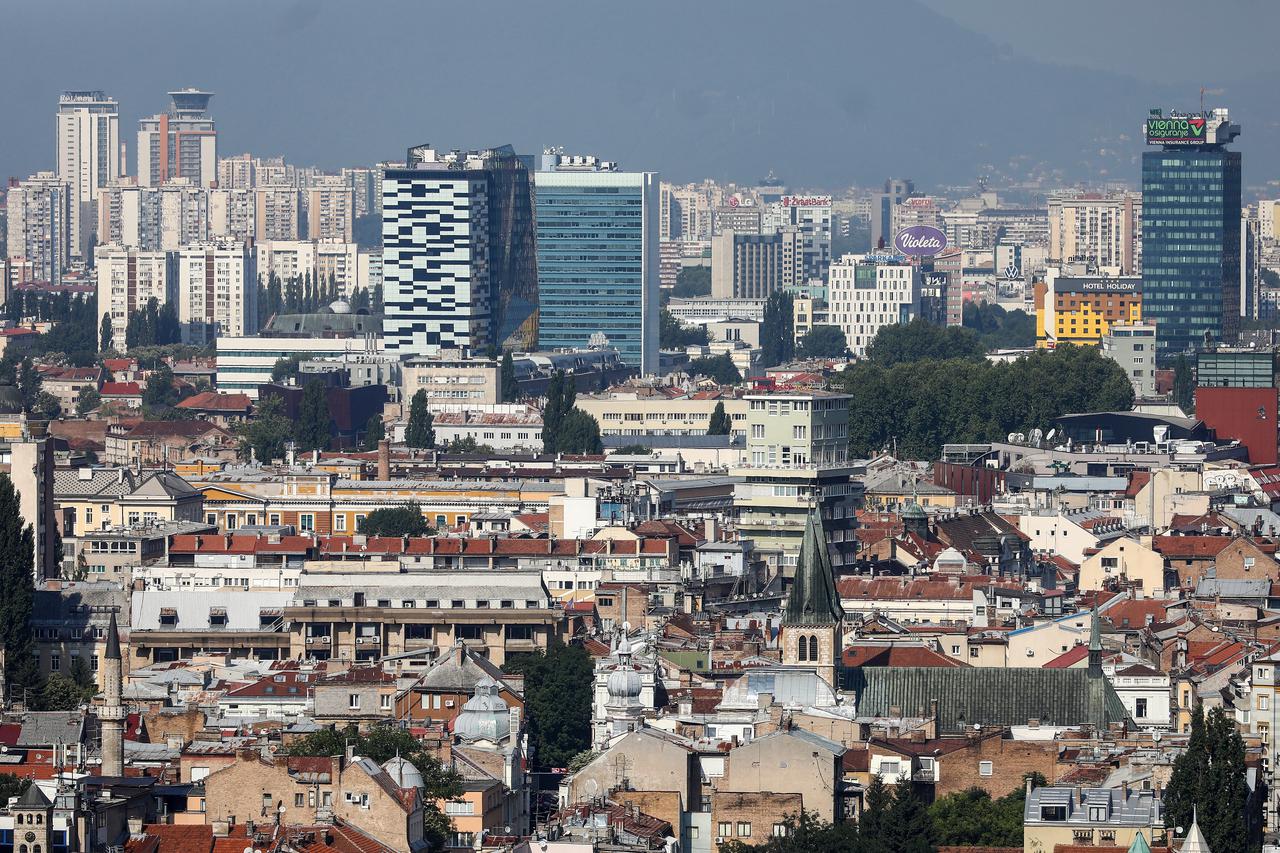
[
  {"left": 177, "top": 391, "right": 253, "bottom": 412},
  {"left": 101, "top": 381, "right": 142, "bottom": 396},
  {"left": 1043, "top": 644, "right": 1090, "bottom": 669},
  {"left": 130, "top": 825, "right": 213, "bottom": 853},
  {"left": 842, "top": 644, "right": 969, "bottom": 668},
  {"left": 1152, "top": 535, "right": 1233, "bottom": 558}
]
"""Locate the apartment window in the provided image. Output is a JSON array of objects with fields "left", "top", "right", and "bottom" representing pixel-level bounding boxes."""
[
  {"left": 773, "top": 823, "right": 787, "bottom": 838},
  {"left": 50, "top": 654, "right": 60, "bottom": 672},
  {"left": 349, "top": 694, "right": 361, "bottom": 710},
  {"left": 1136, "top": 698, "right": 1147, "bottom": 719},
  {"left": 718, "top": 823, "right": 731, "bottom": 838},
  {"left": 294, "top": 793, "right": 305, "bottom": 808},
  {"left": 269, "top": 514, "right": 281, "bottom": 526},
  {"left": 1261, "top": 695, "right": 1271, "bottom": 711},
  {"left": 335, "top": 515, "right": 346, "bottom": 532},
  {"left": 381, "top": 694, "right": 391, "bottom": 710},
  {"left": 879, "top": 760, "right": 900, "bottom": 775},
  {"left": 299, "top": 513, "right": 315, "bottom": 532},
  {"left": 969, "top": 647, "right": 979, "bottom": 658},
  {"left": 979, "top": 761, "right": 993, "bottom": 776},
  {"left": 751, "top": 424, "right": 764, "bottom": 439},
  {"left": 262, "top": 793, "right": 272, "bottom": 812},
  {"left": 737, "top": 822, "right": 751, "bottom": 837}
]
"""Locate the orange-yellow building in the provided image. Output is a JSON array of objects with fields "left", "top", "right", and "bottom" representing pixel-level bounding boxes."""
[{"left": 1035, "top": 268, "right": 1142, "bottom": 347}]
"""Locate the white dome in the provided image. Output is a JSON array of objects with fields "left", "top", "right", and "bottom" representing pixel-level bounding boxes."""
[
  {"left": 453, "top": 677, "right": 511, "bottom": 741},
  {"left": 607, "top": 665, "right": 643, "bottom": 702},
  {"left": 382, "top": 754, "right": 424, "bottom": 789},
  {"left": 329, "top": 299, "right": 352, "bottom": 314}
]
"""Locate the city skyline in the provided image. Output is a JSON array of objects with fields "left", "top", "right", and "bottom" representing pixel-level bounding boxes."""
[{"left": 5, "top": 0, "right": 1280, "bottom": 191}]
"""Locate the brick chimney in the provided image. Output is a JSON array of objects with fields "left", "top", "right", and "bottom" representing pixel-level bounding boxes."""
[{"left": 377, "top": 438, "right": 390, "bottom": 481}]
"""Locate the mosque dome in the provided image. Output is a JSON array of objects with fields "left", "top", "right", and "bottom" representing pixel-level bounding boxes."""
[
  {"left": 382, "top": 754, "right": 425, "bottom": 789},
  {"left": 453, "top": 677, "right": 511, "bottom": 742},
  {"left": 329, "top": 299, "right": 352, "bottom": 315}
]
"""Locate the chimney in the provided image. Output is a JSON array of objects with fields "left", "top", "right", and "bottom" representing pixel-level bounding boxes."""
[
  {"left": 377, "top": 438, "right": 391, "bottom": 480},
  {"left": 128, "top": 817, "right": 144, "bottom": 837},
  {"left": 908, "top": 729, "right": 926, "bottom": 744}
]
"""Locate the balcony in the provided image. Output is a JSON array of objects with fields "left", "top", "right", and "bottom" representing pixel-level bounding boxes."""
[
  {"left": 355, "top": 635, "right": 382, "bottom": 646},
  {"left": 305, "top": 635, "right": 332, "bottom": 647}
]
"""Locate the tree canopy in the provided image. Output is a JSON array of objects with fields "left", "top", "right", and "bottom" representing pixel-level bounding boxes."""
[
  {"left": 556, "top": 410, "right": 603, "bottom": 455},
  {"left": 293, "top": 380, "right": 333, "bottom": 452},
  {"left": 503, "top": 642, "right": 594, "bottom": 770},
  {"left": 866, "top": 318, "right": 987, "bottom": 366},
  {"left": 671, "top": 265, "right": 712, "bottom": 299},
  {"left": 759, "top": 290, "right": 795, "bottom": 368},
  {"left": 800, "top": 324, "right": 849, "bottom": 359},
  {"left": 0, "top": 475, "right": 39, "bottom": 697},
  {"left": 708, "top": 400, "right": 731, "bottom": 435},
  {"left": 1172, "top": 354, "right": 1195, "bottom": 413},
  {"left": 125, "top": 297, "right": 181, "bottom": 349},
  {"left": 1165, "top": 705, "right": 1259, "bottom": 852},
  {"left": 660, "top": 308, "right": 709, "bottom": 348},
  {"left": 686, "top": 354, "right": 742, "bottom": 385},
  {"left": 236, "top": 395, "right": 293, "bottom": 463},
  {"left": 405, "top": 389, "right": 436, "bottom": 449},
  {"left": 501, "top": 351, "right": 518, "bottom": 400},
  {"left": 962, "top": 302, "right": 1036, "bottom": 350},
  {"left": 360, "top": 414, "right": 385, "bottom": 451},
  {"left": 832, "top": 343, "right": 1135, "bottom": 460},
  {"left": 357, "top": 502, "right": 434, "bottom": 537}
]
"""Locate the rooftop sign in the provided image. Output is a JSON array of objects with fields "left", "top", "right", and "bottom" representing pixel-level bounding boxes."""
[{"left": 894, "top": 225, "right": 948, "bottom": 258}]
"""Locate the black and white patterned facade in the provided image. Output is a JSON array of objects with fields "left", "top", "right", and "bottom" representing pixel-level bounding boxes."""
[{"left": 382, "top": 169, "right": 492, "bottom": 358}]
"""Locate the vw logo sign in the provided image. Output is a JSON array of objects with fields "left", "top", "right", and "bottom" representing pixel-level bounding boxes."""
[{"left": 894, "top": 225, "right": 947, "bottom": 257}]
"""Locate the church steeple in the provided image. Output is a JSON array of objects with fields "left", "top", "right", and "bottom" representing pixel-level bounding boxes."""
[
  {"left": 780, "top": 510, "right": 844, "bottom": 687},
  {"left": 783, "top": 510, "right": 844, "bottom": 626},
  {"left": 1087, "top": 604, "right": 1103, "bottom": 677}
]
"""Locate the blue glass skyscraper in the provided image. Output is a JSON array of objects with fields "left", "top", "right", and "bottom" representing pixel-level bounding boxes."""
[
  {"left": 534, "top": 153, "right": 658, "bottom": 374},
  {"left": 1141, "top": 109, "right": 1241, "bottom": 358}
]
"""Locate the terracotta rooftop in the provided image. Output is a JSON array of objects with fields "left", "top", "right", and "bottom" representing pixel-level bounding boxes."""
[{"left": 177, "top": 391, "right": 253, "bottom": 412}]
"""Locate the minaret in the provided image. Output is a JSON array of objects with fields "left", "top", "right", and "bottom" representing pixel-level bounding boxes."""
[
  {"left": 100, "top": 611, "right": 124, "bottom": 776},
  {"left": 780, "top": 510, "right": 846, "bottom": 687},
  {"left": 1087, "top": 604, "right": 1103, "bottom": 677}
]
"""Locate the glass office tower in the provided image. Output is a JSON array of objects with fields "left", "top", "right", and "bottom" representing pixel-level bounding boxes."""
[
  {"left": 1141, "top": 110, "right": 1241, "bottom": 358},
  {"left": 535, "top": 153, "right": 658, "bottom": 374}
]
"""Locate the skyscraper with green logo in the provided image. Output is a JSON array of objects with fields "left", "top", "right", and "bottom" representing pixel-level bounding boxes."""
[{"left": 1141, "top": 108, "right": 1241, "bottom": 359}]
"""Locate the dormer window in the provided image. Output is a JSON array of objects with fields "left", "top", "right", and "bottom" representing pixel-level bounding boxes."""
[{"left": 159, "top": 608, "right": 178, "bottom": 627}]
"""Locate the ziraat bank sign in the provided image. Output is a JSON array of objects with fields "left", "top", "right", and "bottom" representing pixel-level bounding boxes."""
[
  {"left": 781, "top": 195, "right": 831, "bottom": 207},
  {"left": 893, "top": 225, "right": 948, "bottom": 257}
]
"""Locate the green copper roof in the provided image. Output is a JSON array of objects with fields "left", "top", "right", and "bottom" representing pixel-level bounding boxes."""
[
  {"left": 846, "top": 666, "right": 1133, "bottom": 734},
  {"left": 783, "top": 510, "right": 844, "bottom": 626},
  {"left": 1127, "top": 831, "right": 1152, "bottom": 853}
]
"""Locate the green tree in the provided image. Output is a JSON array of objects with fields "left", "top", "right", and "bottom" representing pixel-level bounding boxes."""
[
  {"left": 236, "top": 395, "right": 293, "bottom": 463},
  {"left": 660, "top": 308, "right": 709, "bottom": 348},
  {"left": 0, "top": 476, "right": 39, "bottom": 698},
  {"left": 271, "top": 355, "right": 304, "bottom": 383},
  {"left": 405, "top": 389, "right": 435, "bottom": 449},
  {"left": 39, "top": 673, "right": 95, "bottom": 710},
  {"left": 17, "top": 357, "right": 41, "bottom": 413},
  {"left": 556, "top": 410, "right": 603, "bottom": 455},
  {"left": 542, "top": 371, "right": 568, "bottom": 454},
  {"left": 0, "top": 774, "right": 29, "bottom": 805},
  {"left": 30, "top": 392, "right": 61, "bottom": 420},
  {"left": 671, "top": 265, "right": 712, "bottom": 299},
  {"left": 503, "top": 641, "right": 594, "bottom": 770},
  {"left": 1166, "top": 704, "right": 1258, "bottom": 852},
  {"left": 866, "top": 318, "right": 987, "bottom": 366},
  {"left": 357, "top": 503, "right": 433, "bottom": 537},
  {"left": 293, "top": 380, "right": 332, "bottom": 452},
  {"left": 884, "top": 778, "right": 935, "bottom": 853},
  {"left": 963, "top": 302, "right": 1035, "bottom": 349},
  {"left": 860, "top": 773, "right": 892, "bottom": 843},
  {"left": 75, "top": 385, "right": 101, "bottom": 417},
  {"left": 142, "top": 364, "right": 177, "bottom": 409},
  {"left": 800, "top": 324, "right": 849, "bottom": 359},
  {"left": 361, "top": 414, "right": 385, "bottom": 451},
  {"left": 501, "top": 351, "right": 518, "bottom": 400},
  {"left": 708, "top": 400, "right": 731, "bottom": 435},
  {"left": 686, "top": 354, "right": 741, "bottom": 385},
  {"left": 1172, "top": 354, "right": 1195, "bottom": 413},
  {"left": 99, "top": 314, "right": 114, "bottom": 353},
  {"left": 759, "top": 290, "right": 795, "bottom": 368}
]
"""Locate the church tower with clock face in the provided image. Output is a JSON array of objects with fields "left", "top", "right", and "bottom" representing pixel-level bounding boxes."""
[{"left": 11, "top": 783, "right": 53, "bottom": 853}]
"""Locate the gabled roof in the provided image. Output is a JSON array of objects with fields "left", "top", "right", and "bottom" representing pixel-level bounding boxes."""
[{"left": 176, "top": 391, "right": 253, "bottom": 412}]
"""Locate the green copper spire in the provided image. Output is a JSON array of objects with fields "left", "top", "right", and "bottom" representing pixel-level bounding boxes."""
[
  {"left": 1088, "top": 604, "right": 1102, "bottom": 676},
  {"left": 783, "top": 510, "right": 845, "bottom": 626}
]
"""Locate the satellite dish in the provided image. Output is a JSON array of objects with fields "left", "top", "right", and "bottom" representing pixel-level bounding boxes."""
[{"left": 1045, "top": 429, "right": 1056, "bottom": 442}]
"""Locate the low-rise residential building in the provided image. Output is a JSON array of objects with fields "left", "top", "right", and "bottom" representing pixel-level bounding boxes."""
[{"left": 1022, "top": 785, "right": 1168, "bottom": 851}]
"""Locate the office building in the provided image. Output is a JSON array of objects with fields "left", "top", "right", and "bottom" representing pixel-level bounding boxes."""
[
  {"left": 827, "top": 253, "right": 921, "bottom": 357},
  {"left": 137, "top": 89, "right": 217, "bottom": 188},
  {"left": 534, "top": 151, "right": 659, "bottom": 374},
  {"left": 1100, "top": 321, "right": 1158, "bottom": 398},
  {"left": 95, "top": 245, "right": 177, "bottom": 350},
  {"left": 1142, "top": 107, "right": 1242, "bottom": 356},
  {"left": 1047, "top": 191, "right": 1142, "bottom": 274},
  {"left": 177, "top": 240, "right": 256, "bottom": 345},
  {"left": 775, "top": 195, "right": 832, "bottom": 285},
  {"left": 1035, "top": 266, "right": 1143, "bottom": 347},
  {"left": 306, "top": 176, "right": 355, "bottom": 241},
  {"left": 56, "top": 90, "right": 121, "bottom": 256},
  {"left": 711, "top": 231, "right": 783, "bottom": 299},
  {"left": 1195, "top": 349, "right": 1277, "bottom": 465},
  {"left": 255, "top": 185, "right": 302, "bottom": 240},
  {"left": 382, "top": 143, "right": 537, "bottom": 359},
  {"left": 216, "top": 335, "right": 383, "bottom": 399},
  {"left": 871, "top": 178, "right": 914, "bottom": 248},
  {"left": 5, "top": 172, "right": 72, "bottom": 285}
]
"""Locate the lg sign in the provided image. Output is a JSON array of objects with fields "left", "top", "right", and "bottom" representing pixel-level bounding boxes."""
[{"left": 894, "top": 225, "right": 947, "bottom": 257}]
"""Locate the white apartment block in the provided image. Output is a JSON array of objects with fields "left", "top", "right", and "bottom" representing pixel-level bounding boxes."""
[
  {"left": 209, "top": 188, "right": 257, "bottom": 242},
  {"left": 216, "top": 335, "right": 383, "bottom": 398},
  {"left": 828, "top": 254, "right": 921, "bottom": 357},
  {"left": 96, "top": 180, "right": 209, "bottom": 251},
  {"left": 5, "top": 173, "right": 72, "bottom": 285},
  {"left": 306, "top": 178, "right": 355, "bottom": 242},
  {"left": 255, "top": 185, "right": 301, "bottom": 241},
  {"left": 256, "top": 240, "right": 360, "bottom": 296},
  {"left": 1047, "top": 192, "right": 1142, "bottom": 275},
  {"left": 177, "top": 240, "right": 256, "bottom": 345},
  {"left": 217, "top": 154, "right": 255, "bottom": 190},
  {"left": 56, "top": 90, "right": 120, "bottom": 255},
  {"left": 94, "top": 245, "right": 176, "bottom": 350}
]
